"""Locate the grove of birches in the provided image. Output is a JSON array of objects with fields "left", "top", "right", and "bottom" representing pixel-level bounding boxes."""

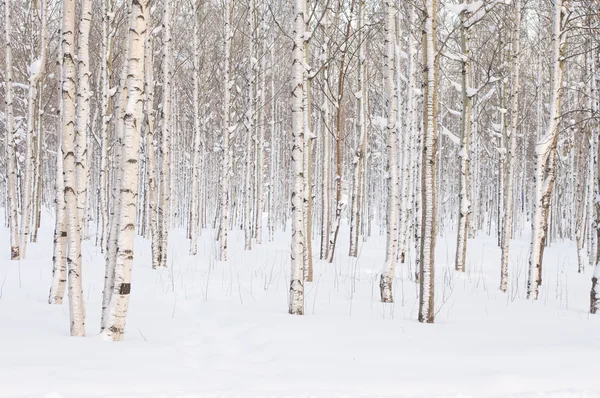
[{"left": 1, "top": 0, "right": 599, "bottom": 341}]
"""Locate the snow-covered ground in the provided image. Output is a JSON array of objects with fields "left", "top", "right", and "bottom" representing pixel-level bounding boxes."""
[{"left": 1, "top": 212, "right": 599, "bottom": 398}]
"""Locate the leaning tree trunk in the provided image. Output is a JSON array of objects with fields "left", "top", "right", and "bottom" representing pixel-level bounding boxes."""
[
  {"left": 289, "top": 0, "right": 306, "bottom": 315},
  {"left": 419, "top": 0, "right": 438, "bottom": 324},
  {"left": 500, "top": 0, "right": 521, "bottom": 292},
  {"left": 4, "top": 0, "right": 19, "bottom": 260},
  {"left": 102, "top": 0, "right": 148, "bottom": 341},
  {"left": 61, "top": 0, "right": 85, "bottom": 337},
  {"left": 380, "top": 0, "right": 398, "bottom": 303},
  {"left": 527, "top": 0, "right": 567, "bottom": 300}
]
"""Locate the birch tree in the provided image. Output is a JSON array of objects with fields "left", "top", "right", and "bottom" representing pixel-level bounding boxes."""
[
  {"left": 218, "top": 0, "right": 232, "bottom": 261},
  {"left": 500, "top": 0, "right": 521, "bottom": 292},
  {"left": 380, "top": 0, "right": 398, "bottom": 303},
  {"left": 527, "top": 0, "right": 568, "bottom": 300},
  {"left": 61, "top": 0, "right": 85, "bottom": 336},
  {"left": 4, "top": 0, "right": 19, "bottom": 260},
  {"left": 289, "top": 0, "right": 306, "bottom": 315},
  {"left": 419, "top": 0, "right": 438, "bottom": 323},
  {"left": 103, "top": 0, "right": 148, "bottom": 341}
]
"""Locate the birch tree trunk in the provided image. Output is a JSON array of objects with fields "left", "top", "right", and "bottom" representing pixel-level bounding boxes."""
[
  {"left": 218, "top": 0, "right": 232, "bottom": 261},
  {"left": 61, "top": 0, "right": 85, "bottom": 336},
  {"left": 159, "top": 0, "right": 172, "bottom": 268},
  {"left": 244, "top": 0, "right": 256, "bottom": 251},
  {"left": 349, "top": 0, "right": 366, "bottom": 258},
  {"left": 4, "top": 0, "right": 19, "bottom": 260},
  {"left": 419, "top": 0, "right": 438, "bottom": 323},
  {"left": 527, "top": 0, "right": 567, "bottom": 300},
  {"left": 75, "top": 0, "right": 92, "bottom": 242},
  {"left": 21, "top": 0, "right": 47, "bottom": 257},
  {"left": 103, "top": 0, "right": 148, "bottom": 341},
  {"left": 289, "top": 0, "right": 306, "bottom": 315},
  {"left": 380, "top": 0, "right": 398, "bottom": 303},
  {"left": 190, "top": 0, "right": 202, "bottom": 255},
  {"left": 99, "top": 0, "right": 114, "bottom": 254},
  {"left": 455, "top": 1, "right": 472, "bottom": 273},
  {"left": 145, "top": 13, "right": 160, "bottom": 269},
  {"left": 500, "top": 0, "right": 521, "bottom": 292}
]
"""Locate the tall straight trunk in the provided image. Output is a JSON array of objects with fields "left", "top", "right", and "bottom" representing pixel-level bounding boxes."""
[
  {"left": 190, "top": 0, "right": 202, "bottom": 255},
  {"left": 103, "top": 0, "right": 148, "bottom": 341},
  {"left": 397, "top": 0, "right": 411, "bottom": 268},
  {"left": 75, "top": 0, "right": 92, "bottom": 242},
  {"left": 268, "top": 41, "right": 276, "bottom": 242},
  {"left": 244, "top": 0, "right": 256, "bottom": 251},
  {"left": 328, "top": 0, "right": 356, "bottom": 263},
  {"left": 145, "top": 18, "right": 160, "bottom": 269},
  {"left": 61, "top": 0, "right": 85, "bottom": 336},
  {"left": 380, "top": 0, "right": 398, "bottom": 303},
  {"left": 102, "top": 40, "right": 129, "bottom": 330},
  {"left": 219, "top": 0, "right": 232, "bottom": 261},
  {"left": 159, "top": 0, "right": 172, "bottom": 268},
  {"left": 590, "top": 29, "right": 600, "bottom": 314},
  {"left": 4, "top": 0, "right": 19, "bottom": 260},
  {"left": 49, "top": 145, "right": 67, "bottom": 304},
  {"left": 500, "top": 0, "right": 521, "bottom": 292},
  {"left": 527, "top": 0, "right": 567, "bottom": 300},
  {"left": 419, "top": 0, "right": 438, "bottom": 323},
  {"left": 21, "top": 0, "right": 47, "bottom": 257},
  {"left": 455, "top": 1, "right": 472, "bottom": 273},
  {"left": 289, "top": 0, "right": 306, "bottom": 315},
  {"left": 99, "top": 0, "right": 114, "bottom": 254},
  {"left": 256, "top": 15, "right": 266, "bottom": 245},
  {"left": 349, "top": 0, "right": 366, "bottom": 258}
]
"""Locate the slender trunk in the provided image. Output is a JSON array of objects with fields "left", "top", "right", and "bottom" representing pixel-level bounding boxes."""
[
  {"left": 4, "top": 0, "right": 19, "bottom": 260},
  {"left": 500, "top": 0, "right": 521, "bottom": 292},
  {"left": 349, "top": 0, "right": 366, "bottom": 258},
  {"left": 419, "top": 0, "right": 438, "bottom": 323},
  {"left": 289, "top": 0, "right": 306, "bottom": 315},
  {"left": 219, "top": 0, "right": 232, "bottom": 261},
  {"left": 159, "top": 0, "right": 172, "bottom": 268},
  {"left": 527, "top": 0, "right": 567, "bottom": 300},
  {"left": 380, "top": 0, "right": 398, "bottom": 303},
  {"left": 103, "top": 0, "right": 148, "bottom": 341},
  {"left": 62, "top": 0, "right": 85, "bottom": 336},
  {"left": 190, "top": 0, "right": 202, "bottom": 255},
  {"left": 455, "top": 1, "right": 472, "bottom": 273}
]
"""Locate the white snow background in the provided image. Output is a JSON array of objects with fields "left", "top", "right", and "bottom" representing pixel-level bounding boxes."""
[{"left": 0, "top": 210, "right": 599, "bottom": 398}]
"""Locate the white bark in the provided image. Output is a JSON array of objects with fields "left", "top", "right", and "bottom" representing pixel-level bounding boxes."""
[
  {"left": 527, "top": 0, "right": 567, "bottom": 300},
  {"left": 289, "top": 0, "right": 306, "bottom": 315},
  {"left": 4, "top": 0, "right": 19, "bottom": 260},
  {"left": 159, "top": 0, "right": 172, "bottom": 268},
  {"left": 455, "top": 0, "right": 472, "bottom": 273},
  {"left": 349, "top": 0, "right": 366, "bottom": 258},
  {"left": 380, "top": 0, "right": 398, "bottom": 303},
  {"left": 218, "top": 0, "right": 232, "bottom": 261},
  {"left": 21, "top": 0, "right": 47, "bottom": 257},
  {"left": 419, "top": 0, "right": 437, "bottom": 323},
  {"left": 500, "top": 0, "right": 521, "bottom": 292},
  {"left": 61, "top": 0, "right": 85, "bottom": 336},
  {"left": 103, "top": 0, "right": 148, "bottom": 341},
  {"left": 190, "top": 0, "right": 202, "bottom": 255},
  {"left": 75, "top": 0, "right": 92, "bottom": 241}
]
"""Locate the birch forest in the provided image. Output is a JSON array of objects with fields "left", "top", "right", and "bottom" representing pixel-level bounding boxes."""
[{"left": 1, "top": 0, "right": 600, "bottom": 395}]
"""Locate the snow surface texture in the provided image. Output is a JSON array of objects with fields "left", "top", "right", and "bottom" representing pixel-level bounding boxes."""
[{"left": 1, "top": 211, "right": 599, "bottom": 397}]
